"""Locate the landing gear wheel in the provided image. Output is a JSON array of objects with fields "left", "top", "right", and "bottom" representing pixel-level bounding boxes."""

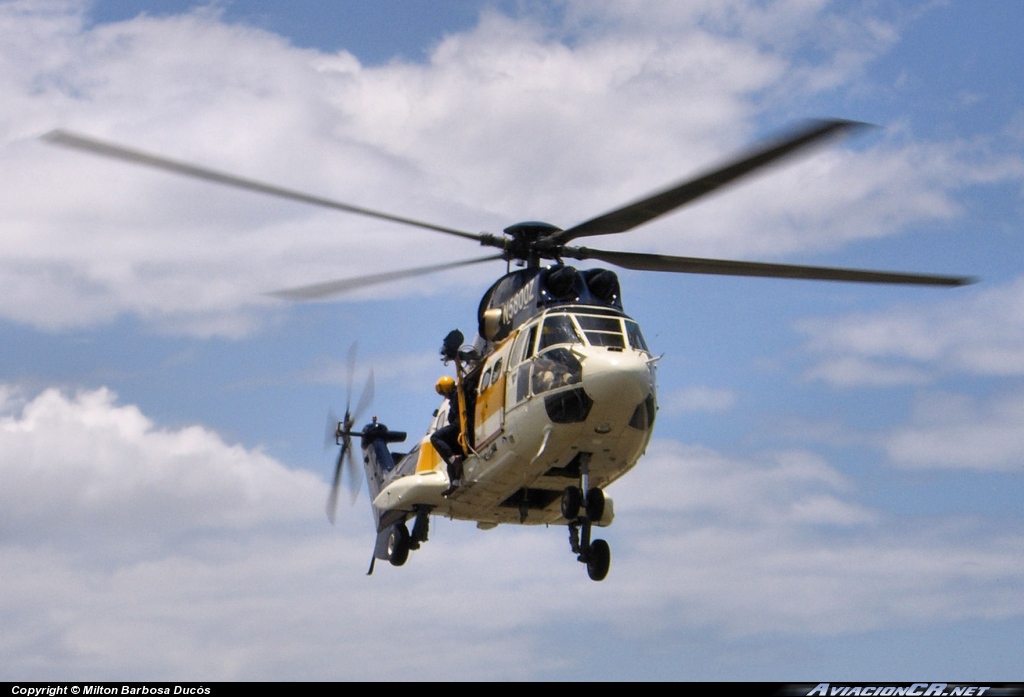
[
  {"left": 386, "top": 523, "right": 410, "bottom": 567},
  {"left": 586, "top": 539, "right": 611, "bottom": 581},
  {"left": 561, "top": 486, "right": 582, "bottom": 520},
  {"left": 585, "top": 487, "right": 605, "bottom": 522}
]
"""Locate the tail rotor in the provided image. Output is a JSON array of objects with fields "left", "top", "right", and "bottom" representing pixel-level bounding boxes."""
[{"left": 326, "top": 343, "right": 374, "bottom": 524}]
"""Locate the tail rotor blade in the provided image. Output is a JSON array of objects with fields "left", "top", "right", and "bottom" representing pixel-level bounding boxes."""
[
  {"left": 325, "top": 343, "right": 374, "bottom": 517},
  {"left": 345, "top": 342, "right": 357, "bottom": 418},
  {"left": 326, "top": 441, "right": 346, "bottom": 524},
  {"left": 324, "top": 408, "right": 340, "bottom": 451},
  {"left": 353, "top": 369, "right": 374, "bottom": 424},
  {"left": 344, "top": 441, "right": 363, "bottom": 504}
]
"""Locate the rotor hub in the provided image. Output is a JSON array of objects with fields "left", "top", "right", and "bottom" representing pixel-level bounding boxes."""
[{"left": 503, "top": 221, "right": 563, "bottom": 266}]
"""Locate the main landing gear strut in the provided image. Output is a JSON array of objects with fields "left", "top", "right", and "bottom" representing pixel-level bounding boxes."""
[{"left": 561, "top": 453, "right": 611, "bottom": 581}]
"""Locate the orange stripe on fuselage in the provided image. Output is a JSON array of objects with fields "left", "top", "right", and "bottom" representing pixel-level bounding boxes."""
[
  {"left": 475, "top": 373, "right": 506, "bottom": 443},
  {"left": 415, "top": 437, "right": 445, "bottom": 473}
]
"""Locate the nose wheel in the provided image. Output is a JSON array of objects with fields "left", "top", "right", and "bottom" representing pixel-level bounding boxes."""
[
  {"left": 586, "top": 539, "right": 611, "bottom": 581},
  {"left": 567, "top": 518, "right": 611, "bottom": 581},
  {"left": 563, "top": 454, "right": 611, "bottom": 581}
]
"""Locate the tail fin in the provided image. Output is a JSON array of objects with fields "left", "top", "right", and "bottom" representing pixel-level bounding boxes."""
[
  {"left": 358, "top": 421, "right": 407, "bottom": 530},
  {"left": 358, "top": 422, "right": 409, "bottom": 575}
]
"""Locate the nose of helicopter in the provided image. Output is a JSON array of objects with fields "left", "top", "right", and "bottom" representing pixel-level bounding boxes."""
[{"left": 580, "top": 349, "right": 654, "bottom": 407}]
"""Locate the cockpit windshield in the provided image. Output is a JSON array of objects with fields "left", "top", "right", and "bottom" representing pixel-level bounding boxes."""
[
  {"left": 575, "top": 315, "right": 626, "bottom": 348},
  {"left": 537, "top": 310, "right": 649, "bottom": 353},
  {"left": 539, "top": 314, "right": 581, "bottom": 350}
]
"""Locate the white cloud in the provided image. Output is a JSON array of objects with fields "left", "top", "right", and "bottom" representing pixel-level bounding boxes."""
[
  {"left": 619, "top": 441, "right": 872, "bottom": 525},
  {"left": 800, "top": 277, "right": 1024, "bottom": 386},
  {"left": 0, "top": 386, "right": 323, "bottom": 554},
  {"left": 0, "top": 384, "right": 559, "bottom": 679},
  {"left": 0, "top": 0, "right": 1021, "bottom": 681},
  {"left": 611, "top": 440, "right": 1024, "bottom": 636},
  {"left": 0, "top": 2, "right": 1016, "bottom": 335},
  {"left": 796, "top": 277, "right": 1024, "bottom": 470},
  {"left": 661, "top": 385, "right": 736, "bottom": 413},
  {"left": 803, "top": 356, "right": 932, "bottom": 387},
  {"left": 562, "top": 0, "right": 900, "bottom": 95},
  {"left": 1, "top": 386, "right": 1023, "bottom": 677},
  {"left": 884, "top": 390, "right": 1024, "bottom": 471}
]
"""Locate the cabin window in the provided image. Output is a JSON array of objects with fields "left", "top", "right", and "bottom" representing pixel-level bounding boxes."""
[
  {"left": 479, "top": 356, "right": 504, "bottom": 395},
  {"left": 512, "top": 324, "right": 539, "bottom": 404},
  {"left": 434, "top": 404, "right": 449, "bottom": 431},
  {"left": 516, "top": 363, "right": 530, "bottom": 402}
]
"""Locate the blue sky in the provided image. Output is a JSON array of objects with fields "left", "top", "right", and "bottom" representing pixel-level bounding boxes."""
[{"left": 1, "top": 0, "right": 1023, "bottom": 681}]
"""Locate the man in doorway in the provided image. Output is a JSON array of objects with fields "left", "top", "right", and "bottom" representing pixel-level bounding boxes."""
[{"left": 431, "top": 375, "right": 464, "bottom": 496}]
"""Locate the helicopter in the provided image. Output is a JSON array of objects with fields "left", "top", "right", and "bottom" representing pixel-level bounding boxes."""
[{"left": 43, "top": 119, "right": 972, "bottom": 581}]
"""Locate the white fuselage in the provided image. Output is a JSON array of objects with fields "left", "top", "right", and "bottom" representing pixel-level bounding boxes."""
[{"left": 373, "top": 305, "right": 657, "bottom": 528}]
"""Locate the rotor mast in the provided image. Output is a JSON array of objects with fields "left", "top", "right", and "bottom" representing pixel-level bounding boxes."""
[{"left": 502, "top": 222, "right": 562, "bottom": 268}]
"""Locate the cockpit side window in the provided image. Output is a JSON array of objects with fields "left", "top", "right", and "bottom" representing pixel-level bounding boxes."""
[
  {"left": 530, "top": 347, "right": 582, "bottom": 395},
  {"left": 625, "top": 320, "right": 649, "bottom": 352},
  {"left": 524, "top": 325, "right": 538, "bottom": 361}
]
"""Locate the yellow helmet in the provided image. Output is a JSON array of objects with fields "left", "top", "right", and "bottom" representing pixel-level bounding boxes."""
[{"left": 435, "top": 375, "right": 456, "bottom": 396}]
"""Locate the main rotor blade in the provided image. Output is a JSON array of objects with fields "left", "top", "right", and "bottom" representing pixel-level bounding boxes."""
[
  {"left": 550, "top": 119, "right": 869, "bottom": 245},
  {"left": 268, "top": 254, "right": 505, "bottom": 301},
  {"left": 42, "top": 129, "right": 484, "bottom": 242},
  {"left": 567, "top": 247, "right": 975, "bottom": 287}
]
